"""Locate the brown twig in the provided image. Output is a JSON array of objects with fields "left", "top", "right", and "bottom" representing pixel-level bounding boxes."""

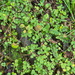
[
  {"left": 0, "top": 52, "right": 13, "bottom": 62},
  {"left": 70, "top": 58, "right": 75, "bottom": 61},
  {"left": 0, "top": 4, "right": 6, "bottom": 7},
  {"left": 48, "top": 39, "right": 58, "bottom": 44}
]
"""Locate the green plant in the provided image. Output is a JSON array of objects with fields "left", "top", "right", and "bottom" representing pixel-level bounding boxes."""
[{"left": 0, "top": 0, "right": 75, "bottom": 75}]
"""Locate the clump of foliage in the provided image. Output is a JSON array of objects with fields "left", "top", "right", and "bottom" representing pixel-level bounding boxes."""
[
  {"left": 63, "top": 0, "right": 75, "bottom": 20},
  {"left": 0, "top": 0, "right": 75, "bottom": 75}
]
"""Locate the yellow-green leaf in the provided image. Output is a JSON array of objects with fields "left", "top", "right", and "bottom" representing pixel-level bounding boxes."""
[{"left": 11, "top": 43, "right": 19, "bottom": 48}]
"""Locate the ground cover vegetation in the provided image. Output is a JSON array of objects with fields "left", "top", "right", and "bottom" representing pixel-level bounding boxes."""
[{"left": 0, "top": 0, "right": 75, "bottom": 75}]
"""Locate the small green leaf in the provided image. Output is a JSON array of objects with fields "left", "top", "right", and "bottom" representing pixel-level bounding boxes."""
[
  {"left": 11, "top": 43, "right": 19, "bottom": 48},
  {"left": 0, "top": 29, "right": 2, "bottom": 32},
  {"left": 45, "top": 3, "right": 51, "bottom": 9}
]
